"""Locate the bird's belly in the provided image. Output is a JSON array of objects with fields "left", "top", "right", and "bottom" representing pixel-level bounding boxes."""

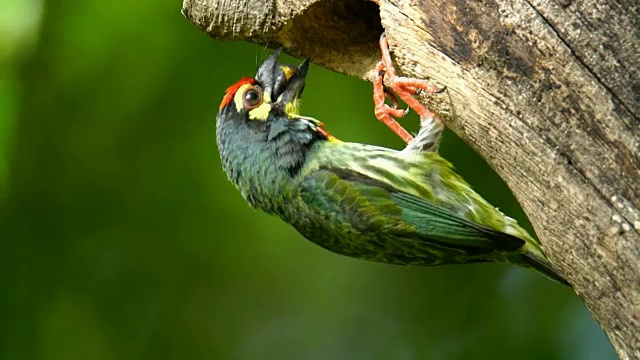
[{"left": 286, "top": 214, "right": 451, "bottom": 266}]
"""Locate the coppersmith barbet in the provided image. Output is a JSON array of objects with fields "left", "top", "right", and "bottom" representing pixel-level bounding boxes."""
[{"left": 215, "top": 35, "right": 568, "bottom": 286}]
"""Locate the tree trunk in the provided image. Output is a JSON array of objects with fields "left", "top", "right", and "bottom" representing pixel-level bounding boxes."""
[{"left": 181, "top": 0, "right": 640, "bottom": 358}]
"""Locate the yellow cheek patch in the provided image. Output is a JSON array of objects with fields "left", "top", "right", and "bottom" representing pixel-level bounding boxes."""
[
  {"left": 233, "top": 84, "right": 252, "bottom": 112},
  {"left": 248, "top": 102, "right": 271, "bottom": 121},
  {"left": 232, "top": 84, "right": 272, "bottom": 121}
]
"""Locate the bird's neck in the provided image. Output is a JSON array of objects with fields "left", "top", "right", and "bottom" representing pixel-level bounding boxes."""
[{"left": 216, "top": 116, "right": 324, "bottom": 212}]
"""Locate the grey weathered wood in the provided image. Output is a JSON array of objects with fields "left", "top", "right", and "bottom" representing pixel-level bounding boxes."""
[{"left": 182, "top": 0, "right": 640, "bottom": 358}]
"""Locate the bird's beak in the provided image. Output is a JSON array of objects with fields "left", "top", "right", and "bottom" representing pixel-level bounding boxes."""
[
  {"left": 277, "top": 58, "right": 309, "bottom": 105},
  {"left": 255, "top": 49, "right": 281, "bottom": 99},
  {"left": 256, "top": 51, "right": 309, "bottom": 112}
]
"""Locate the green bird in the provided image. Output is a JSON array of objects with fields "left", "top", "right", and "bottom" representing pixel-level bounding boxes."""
[{"left": 215, "top": 36, "right": 568, "bottom": 286}]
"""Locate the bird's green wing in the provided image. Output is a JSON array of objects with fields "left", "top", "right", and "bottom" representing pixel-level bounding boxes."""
[
  {"left": 299, "top": 168, "right": 525, "bottom": 255},
  {"left": 389, "top": 191, "right": 524, "bottom": 251}
]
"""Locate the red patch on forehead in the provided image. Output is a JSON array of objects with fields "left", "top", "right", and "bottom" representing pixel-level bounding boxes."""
[{"left": 219, "top": 77, "right": 257, "bottom": 111}]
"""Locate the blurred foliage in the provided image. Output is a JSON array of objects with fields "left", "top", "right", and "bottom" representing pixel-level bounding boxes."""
[{"left": 0, "top": 0, "right": 616, "bottom": 359}]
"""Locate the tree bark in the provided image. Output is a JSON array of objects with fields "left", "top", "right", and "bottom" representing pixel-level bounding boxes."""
[{"left": 182, "top": 0, "right": 640, "bottom": 358}]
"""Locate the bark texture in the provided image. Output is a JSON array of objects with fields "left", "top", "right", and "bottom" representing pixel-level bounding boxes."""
[{"left": 182, "top": 0, "right": 640, "bottom": 358}]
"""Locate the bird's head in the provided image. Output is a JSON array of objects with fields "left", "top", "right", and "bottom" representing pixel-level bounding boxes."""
[
  {"left": 218, "top": 50, "right": 305, "bottom": 119},
  {"left": 216, "top": 51, "right": 334, "bottom": 202},
  {"left": 216, "top": 50, "right": 332, "bottom": 140}
]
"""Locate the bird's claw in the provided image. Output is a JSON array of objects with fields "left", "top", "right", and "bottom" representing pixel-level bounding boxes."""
[{"left": 372, "top": 32, "right": 444, "bottom": 145}]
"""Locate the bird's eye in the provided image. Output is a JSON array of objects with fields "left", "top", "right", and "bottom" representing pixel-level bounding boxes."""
[{"left": 243, "top": 87, "right": 262, "bottom": 109}]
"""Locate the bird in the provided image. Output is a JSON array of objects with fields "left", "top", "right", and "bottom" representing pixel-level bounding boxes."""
[{"left": 214, "top": 33, "right": 569, "bottom": 286}]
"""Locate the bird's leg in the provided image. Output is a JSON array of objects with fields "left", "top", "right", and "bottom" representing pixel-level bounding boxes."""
[
  {"left": 373, "top": 61, "right": 414, "bottom": 143},
  {"left": 373, "top": 32, "right": 445, "bottom": 146}
]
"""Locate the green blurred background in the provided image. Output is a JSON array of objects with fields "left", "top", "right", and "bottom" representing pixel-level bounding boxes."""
[{"left": 0, "top": 0, "right": 616, "bottom": 359}]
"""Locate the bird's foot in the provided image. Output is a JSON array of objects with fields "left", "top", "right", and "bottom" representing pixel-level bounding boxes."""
[{"left": 373, "top": 32, "right": 445, "bottom": 144}]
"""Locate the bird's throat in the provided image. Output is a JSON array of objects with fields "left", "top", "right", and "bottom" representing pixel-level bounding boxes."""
[{"left": 216, "top": 114, "right": 322, "bottom": 212}]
